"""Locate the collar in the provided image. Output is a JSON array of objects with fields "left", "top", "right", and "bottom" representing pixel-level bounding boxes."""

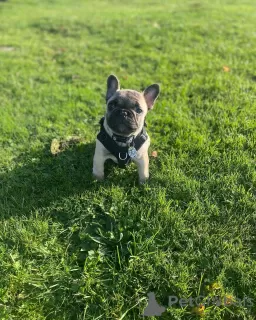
[
  {"left": 112, "top": 133, "right": 134, "bottom": 144},
  {"left": 97, "top": 117, "right": 148, "bottom": 169}
]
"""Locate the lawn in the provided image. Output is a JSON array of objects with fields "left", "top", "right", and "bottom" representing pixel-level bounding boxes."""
[{"left": 0, "top": 0, "right": 256, "bottom": 319}]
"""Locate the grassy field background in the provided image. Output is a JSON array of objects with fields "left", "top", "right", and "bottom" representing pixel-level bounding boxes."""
[{"left": 0, "top": 0, "right": 256, "bottom": 319}]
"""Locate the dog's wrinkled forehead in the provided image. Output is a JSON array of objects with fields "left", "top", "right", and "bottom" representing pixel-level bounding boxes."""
[{"left": 108, "top": 90, "right": 146, "bottom": 109}]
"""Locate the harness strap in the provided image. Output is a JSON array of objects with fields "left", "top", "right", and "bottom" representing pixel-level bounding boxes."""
[{"left": 97, "top": 117, "right": 148, "bottom": 169}]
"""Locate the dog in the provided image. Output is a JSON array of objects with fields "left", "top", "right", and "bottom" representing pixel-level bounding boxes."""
[{"left": 93, "top": 74, "right": 160, "bottom": 183}]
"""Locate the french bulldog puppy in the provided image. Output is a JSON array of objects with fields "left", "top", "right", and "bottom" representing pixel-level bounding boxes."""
[{"left": 93, "top": 74, "right": 160, "bottom": 183}]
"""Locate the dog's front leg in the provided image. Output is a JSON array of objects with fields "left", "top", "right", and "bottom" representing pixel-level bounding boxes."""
[
  {"left": 134, "top": 152, "right": 149, "bottom": 183},
  {"left": 93, "top": 156, "right": 105, "bottom": 180},
  {"left": 93, "top": 141, "right": 105, "bottom": 181}
]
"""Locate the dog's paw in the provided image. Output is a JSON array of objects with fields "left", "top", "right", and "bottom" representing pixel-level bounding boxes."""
[
  {"left": 139, "top": 177, "right": 149, "bottom": 184},
  {"left": 93, "top": 173, "right": 104, "bottom": 181}
]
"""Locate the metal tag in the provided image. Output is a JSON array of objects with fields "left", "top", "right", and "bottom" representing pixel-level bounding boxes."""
[{"left": 128, "top": 146, "right": 137, "bottom": 158}]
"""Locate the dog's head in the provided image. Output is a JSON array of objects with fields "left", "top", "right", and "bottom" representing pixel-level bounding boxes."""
[{"left": 105, "top": 74, "right": 160, "bottom": 136}]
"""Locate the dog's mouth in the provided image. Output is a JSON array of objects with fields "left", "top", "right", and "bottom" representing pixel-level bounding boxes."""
[{"left": 106, "top": 109, "right": 138, "bottom": 135}]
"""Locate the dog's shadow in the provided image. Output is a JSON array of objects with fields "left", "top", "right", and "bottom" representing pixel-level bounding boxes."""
[{"left": 0, "top": 140, "right": 141, "bottom": 220}]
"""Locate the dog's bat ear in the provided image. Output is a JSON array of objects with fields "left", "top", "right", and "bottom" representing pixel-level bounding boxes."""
[
  {"left": 143, "top": 84, "right": 160, "bottom": 110},
  {"left": 106, "top": 74, "right": 120, "bottom": 102}
]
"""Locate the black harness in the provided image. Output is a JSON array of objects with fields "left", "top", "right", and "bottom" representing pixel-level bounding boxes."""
[{"left": 97, "top": 117, "right": 148, "bottom": 168}]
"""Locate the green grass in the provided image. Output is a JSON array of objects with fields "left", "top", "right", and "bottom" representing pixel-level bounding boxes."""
[{"left": 0, "top": 0, "right": 256, "bottom": 319}]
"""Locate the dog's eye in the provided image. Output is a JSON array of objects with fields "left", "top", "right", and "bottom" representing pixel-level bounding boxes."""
[{"left": 135, "top": 106, "right": 143, "bottom": 114}]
